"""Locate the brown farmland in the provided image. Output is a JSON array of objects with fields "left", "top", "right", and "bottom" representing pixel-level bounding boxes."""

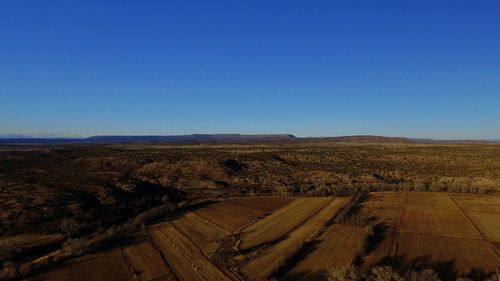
[
  {"left": 2, "top": 141, "right": 500, "bottom": 280},
  {"left": 238, "top": 197, "right": 331, "bottom": 251},
  {"left": 171, "top": 212, "right": 228, "bottom": 254},
  {"left": 225, "top": 196, "right": 295, "bottom": 213},
  {"left": 397, "top": 232, "right": 500, "bottom": 274},
  {"left": 240, "top": 197, "right": 350, "bottom": 279},
  {"left": 121, "top": 241, "right": 176, "bottom": 281},
  {"left": 400, "top": 208, "right": 481, "bottom": 238},
  {"left": 27, "top": 249, "right": 134, "bottom": 281},
  {"left": 10, "top": 192, "right": 500, "bottom": 281},
  {"left": 359, "top": 192, "right": 500, "bottom": 278},
  {"left": 195, "top": 201, "right": 271, "bottom": 232},
  {"left": 285, "top": 224, "right": 366, "bottom": 281},
  {"left": 149, "top": 223, "right": 233, "bottom": 281}
]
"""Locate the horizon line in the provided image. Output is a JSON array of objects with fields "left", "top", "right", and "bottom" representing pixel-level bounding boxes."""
[{"left": 0, "top": 133, "right": 499, "bottom": 142}]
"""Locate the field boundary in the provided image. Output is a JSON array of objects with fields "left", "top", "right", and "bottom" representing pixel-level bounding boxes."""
[
  {"left": 194, "top": 210, "right": 229, "bottom": 232},
  {"left": 404, "top": 205, "right": 460, "bottom": 210},
  {"left": 188, "top": 212, "right": 231, "bottom": 236},
  {"left": 239, "top": 198, "right": 333, "bottom": 254},
  {"left": 398, "top": 229, "right": 486, "bottom": 240},
  {"left": 119, "top": 247, "right": 139, "bottom": 281},
  {"left": 447, "top": 193, "right": 500, "bottom": 259},
  {"left": 392, "top": 192, "right": 407, "bottom": 259},
  {"left": 231, "top": 198, "right": 298, "bottom": 235},
  {"left": 232, "top": 217, "right": 264, "bottom": 235},
  {"left": 307, "top": 196, "right": 355, "bottom": 242},
  {"left": 168, "top": 222, "right": 237, "bottom": 281},
  {"left": 145, "top": 228, "right": 181, "bottom": 281},
  {"left": 265, "top": 196, "right": 358, "bottom": 279},
  {"left": 235, "top": 198, "right": 311, "bottom": 252}
]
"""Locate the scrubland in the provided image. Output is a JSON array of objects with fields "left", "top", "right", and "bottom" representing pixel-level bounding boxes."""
[{"left": 1, "top": 141, "right": 500, "bottom": 280}]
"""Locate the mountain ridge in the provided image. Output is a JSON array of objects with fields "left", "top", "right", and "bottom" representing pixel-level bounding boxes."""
[{"left": 0, "top": 134, "right": 499, "bottom": 145}]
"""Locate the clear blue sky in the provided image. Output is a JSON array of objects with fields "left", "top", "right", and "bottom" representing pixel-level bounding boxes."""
[{"left": 1, "top": 0, "right": 499, "bottom": 139}]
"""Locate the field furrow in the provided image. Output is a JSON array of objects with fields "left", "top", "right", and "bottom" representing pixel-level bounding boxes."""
[
  {"left": 171, "top": 212, "right": 228, "bottom": 254},
  {"left": 405, "top": 192, "right": 458, "bottom": 209},
  {"left": 397, "top": 232, "right": 500, "bottom": 274},
  {"left": 450, "top": 194, "right": 500, "bottom": 213},
  {"left": 240, "top": 197, "right": 349, "bottom": 279},
  {"left": 122, "top": 241, "right": 177, "bottom": 281},
  {"left": 149, "top": 223, "right": 233, "bottom": 281},
  {"left": 27, "top": 249, "right": 134, "bottom": 281},
  {"left": 400, "top": 207, "right": 481, "bottom": 238},
  {"left": 224, "top": 197, "right": 295, "bottom": 213},
  {"left": 466, "top": 212, "right": 500, "bottom": 241},
  {"left": 239, "top": 197, "right": 332, "bottom": 251},
  {"left": 194, "top": 202, "right": 264, "bottom": 232},
  {"left": 285, "top": 224, "right": 366, "bottom": 281}
]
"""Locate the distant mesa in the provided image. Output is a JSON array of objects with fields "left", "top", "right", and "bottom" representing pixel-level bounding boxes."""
[
  {"left": 0, "top": 134, "right": 498, "bottom": 145},
  {"left": 85, "top": 134, "right": 297, "bottom": 143},
  {"left": 309, "top": 135, "right": 413, "bottom": 143},
  {"left": 0, "top": 134, "right": 297, "bottom": 144}
]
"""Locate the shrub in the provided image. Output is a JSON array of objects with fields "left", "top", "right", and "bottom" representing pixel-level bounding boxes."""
[
  {"left": 0, "top": 245, "right": 21, "bottom": 263},
  {"left": 19, "top": 262, "right": 32, "bottom": 275},
  {"left": 131, "top": 204, "right": 175, "bottom": 226},
  {"left": 59, "top": 218, "right": 83, "bottom": 237},
  {"left": 62, "top": 238, "right": 88, "bottom": 256},
  {"left": 2, "top": 261, "right": 18, "bottom": 279},
  {"left": 370, "top": 266, "right": 404, "bottom": 281},
  {"left": 487, "top": 270, "right": 500, "bottom": 281},
  {"left": 326, "top": 265, "right": 361, "bottom": 281},
  {"left": 408, "top": 269, "right": 441, "bottom": 281}
]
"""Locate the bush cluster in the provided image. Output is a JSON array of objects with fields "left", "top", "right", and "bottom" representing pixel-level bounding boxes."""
[{"left": 326, "top": 266, "right": 500, "bottom": 281}]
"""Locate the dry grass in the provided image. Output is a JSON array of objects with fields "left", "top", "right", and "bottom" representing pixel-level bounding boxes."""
[
  {"left": 149, "top": 223, "right": 233, "bottom": 281},
  {"left": 224, "top": 196, "right": 295, "bottom": 213},
  {"left": 195, "top": 202, "right": 264, "bottom": 232},
  {"left": 359, "top": 192, "right": 405, "bottom": 227},
  {"left": 466, "top": 212, "right": 500, "bottom": 241},
  {"left": 362, "top": 229, "right": 398, "bottom": 270},
  {"left": 357, "top": 193, "right": 404, "bottom": 270},
  {"left": 451, "top": 193, "right": 500, "bottom": 212},
  {"left": 239, "top": 197, "right": 331, "bottom": 251},
  {"left": 361, "top": 192, "right": 406, "bottom": 209},
  {"left": 357, "top": 192, "right": 500, "bottom": 277},
  {"left": 240, "top": 197, "right": 350, "bottom": 279},
  {"left": 171, "top": 212, "right": 228, "bottom": 254},
  {"left": 27, "top": 249, "right": 133, "bottom": 281},
  {"left": 400, "top": 208, "right": 481, "bottom": 238},
  {"left": 405, "top": 192, "right": 458, "bottom": 209},
  {"left": 285, "top": 224, "right": 366, "bottom": 281},
  {"left": 122, "top": 241, "right": 176, "bottom": 281},
  {"left": 397, "top": 232, "right": 500, "bottom": 274},
  {"left": 18, "top": 193, "right": 500, "bottom": 280}
]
